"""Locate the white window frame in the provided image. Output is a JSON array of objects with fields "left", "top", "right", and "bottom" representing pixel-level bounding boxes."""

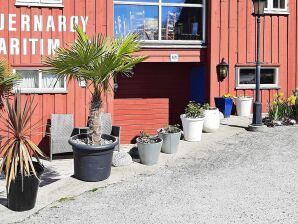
[
  {"left": 235, "top": 67, "right": 279, "bottom": 90},
  {"left": 264, "top": 0, "right": 289, "bottom": 14},
  {"left": 113, "top": 0, "right": 206, "bottom": 48},
  {"left": 13, "top": 68, "right": 67, "bottom": 94},
  {"left": 15, "top": 0, "right": 64, "bottom": 8}
]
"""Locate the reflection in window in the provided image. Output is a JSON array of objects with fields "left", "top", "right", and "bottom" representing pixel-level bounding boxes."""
[
  {"left": 114, "top": 0, "right": 206, "bottom": 43},
  {"left": 14, "top": 69, "right": 66, "bottom": 93},
  {"left": 114, "top": 5, "right": 158, "bottom": 40},
  {"left": 161, "top": 7, "right": 202, "bottom": 40},
  {"left": 236, "top": 67, "right": 279, "bottom": 89}
]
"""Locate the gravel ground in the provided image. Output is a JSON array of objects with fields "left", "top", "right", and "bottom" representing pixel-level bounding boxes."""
[{"left": 22, "top": 126, "right": 298, "bottom": 224}]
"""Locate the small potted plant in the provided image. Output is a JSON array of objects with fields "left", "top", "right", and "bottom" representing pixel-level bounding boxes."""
[
  {"left": 180, "top": 101, "right": 205, "bottom": 141},
  {"left": 0, "top": 93, "right": 46, "bottom": 211},
  {"left": 157, "top": 125, "right": 181, "bottom": 154},
  {"left": 235, "top": 95, "right": 253, "bottom": 116},
  {"left": 214, "top": 93, "right": 236, "bottom": 118},
  {"left": 136, "top": 131, "right": 163, "bottom": 166},
  {"left": 202, "top": 103, "right": 220, "bottom": 133}
]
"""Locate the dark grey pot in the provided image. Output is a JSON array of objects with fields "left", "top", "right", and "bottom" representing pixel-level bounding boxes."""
[
  {"left": 69, "top": 133, "right": 118, "bottom": 182},
  {"left": 7, "top": 162, "right": 44, "bottom": 212},
  {"left": 158, "top": 129, "right": 182, "bottom": 154},
  {"left": 136, "top": 137, "right": 163, "bottom": 166}
]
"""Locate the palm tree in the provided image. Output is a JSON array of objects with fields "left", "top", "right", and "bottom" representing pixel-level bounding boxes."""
[
  {"left": 45, "top": 26, "right": 146, "bottom": 144},
  {"left": 0, "top": 59, "right": 20, "bottom": 99}
]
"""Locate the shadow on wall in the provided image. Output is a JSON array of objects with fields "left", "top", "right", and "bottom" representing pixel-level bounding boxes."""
[{"left": 115, "top": 62, "right": 205, "bottom": 125}]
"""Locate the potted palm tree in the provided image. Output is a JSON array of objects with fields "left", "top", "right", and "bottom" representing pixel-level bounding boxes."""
[
  {"left": 45, "top": 26, "right": 146, "bottom": 182},
  {"left": 157, "top": 125, "right": 181, "bottom": 154},
  {"left": 0, "top": 93, "right": 46, "bottom": 211},
  {"left": 136, "top": 131, "right": 163, "bottom": 166},
  {"left": 180, "top": 101, "right": 205, "bottom": 141}
]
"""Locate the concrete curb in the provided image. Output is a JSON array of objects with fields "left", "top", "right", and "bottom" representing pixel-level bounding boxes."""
[{"left": 0, "top": 116, "right": 251, "bottom": 224}]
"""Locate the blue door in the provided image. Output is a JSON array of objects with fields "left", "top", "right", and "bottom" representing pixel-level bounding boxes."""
[{"left": 190, "top": 66, "right": 206, "bottom": 104}]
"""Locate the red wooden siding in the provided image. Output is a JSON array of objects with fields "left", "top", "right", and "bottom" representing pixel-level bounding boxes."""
[
  {"left": 115, "top": 62, "right": 199, "bottom": 127},
  {"left": 0, "top": 0, "right": 112, "bottom": 155},
  {"left": 208, "top": 0, "right": 298, "bottom": 110},
  {"left": 114, "top": 99, "right": 169, "bottom": 144}
]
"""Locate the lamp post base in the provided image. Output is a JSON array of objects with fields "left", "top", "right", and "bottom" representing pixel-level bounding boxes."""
[
  {"left": 252, "top": 102, "right": 263, "bottom": 125},
  {"left": 247, "top": 124, "right": 267, "bottom": 132}
]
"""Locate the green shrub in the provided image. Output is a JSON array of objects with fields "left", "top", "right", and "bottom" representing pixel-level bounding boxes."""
[{"left": 185, "top": 101, "right": 205, "bottom": 119}]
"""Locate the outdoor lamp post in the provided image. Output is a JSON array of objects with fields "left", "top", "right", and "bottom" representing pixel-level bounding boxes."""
[
  {"left": 217, "top": 58, "right": 229, "bottom": 81},
  {"left": 250, "top": 0, "right": 266, "bottom": 129}
]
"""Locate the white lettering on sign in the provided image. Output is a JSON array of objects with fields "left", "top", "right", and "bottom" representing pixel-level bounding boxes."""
[{"left": 0, "top": 13, "right": 89, "bottom": 56}]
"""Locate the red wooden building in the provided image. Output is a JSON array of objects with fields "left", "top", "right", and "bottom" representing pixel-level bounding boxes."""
[{"left": 0, "top": 0, "right": 297, "bottom": 151}]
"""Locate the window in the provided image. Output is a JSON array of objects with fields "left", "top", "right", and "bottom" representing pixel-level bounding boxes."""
[
  {"left": 13, "top": 69, "right": 67, "bottom": 93},
  {"left": 15, "top": 0, "right": 63, "bottom": 8},
  {"left": 113, "top": 0, "right": 206, "bottom": 46},
  {"left": 265, "top": 0, "right": 289, "bottom": 14},
  {"left": 236, "top": 67, "right": 279, "bottom": 89}
]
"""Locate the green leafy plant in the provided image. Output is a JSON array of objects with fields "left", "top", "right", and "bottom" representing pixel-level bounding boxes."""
[
  {"left": 45, "top": 26, "right": 146, "bottom": 145},
  {"left": 0, "top": 92, "right": 46, "bottom": 192},
  {"left": 159, "top": 124, "right": 180, "bottom": 134},
  {"left": 185, "top": 101, "right": 205, "bottom": 118},
  {"left": 138, "top": 131, "right": 158, "bottom": 144},
  {"left": 0, "top": 59, "right": 20, "bottom": 99}
]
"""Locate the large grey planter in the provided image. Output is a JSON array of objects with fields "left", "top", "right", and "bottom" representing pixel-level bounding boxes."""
[
  {"left": 157, "top": 128, "right": 181, "bottom": 154},
  {"left": 136, "top": 137, "right": 163, "bottom": 166}
]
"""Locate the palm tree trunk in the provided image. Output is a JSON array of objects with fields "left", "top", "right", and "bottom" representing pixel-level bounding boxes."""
[{"left": 89, "top": 87, "right": 103, "bottom": 144}]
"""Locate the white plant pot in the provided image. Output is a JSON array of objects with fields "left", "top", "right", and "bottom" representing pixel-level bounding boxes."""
[
  {"left": 236, "top": 96, "right": 253, "bottom": 116},
  {"left": 203, "top": 108, "right": 220, "bottom": 133},
  {"left": 180, "top": 114, "right": 205, "bottom": 142}
]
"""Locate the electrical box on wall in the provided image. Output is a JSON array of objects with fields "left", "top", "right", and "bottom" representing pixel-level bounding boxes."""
[{"left": 170, "top": 53, "right": 179, "bottom": 62}]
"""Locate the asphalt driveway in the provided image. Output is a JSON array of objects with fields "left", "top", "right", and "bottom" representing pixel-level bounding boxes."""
[{"left": 22, "top": 126, "right": 298, "bottom": 224}]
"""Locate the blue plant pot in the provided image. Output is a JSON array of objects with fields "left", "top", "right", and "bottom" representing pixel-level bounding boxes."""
[{"left": 214, "top": 97, "right": 233, "bottom": 118}]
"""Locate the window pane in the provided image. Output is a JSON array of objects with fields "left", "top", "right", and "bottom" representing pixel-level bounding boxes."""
[
  {"left": 162, "top": 0, "right": 203, "bottom": 4},
  {"left": 16, "top": 70, "right": 39, "bottom": 88},
  {"left": 239, "top": 68, "right": 275, "bottom": 85},
  {"left": 161, "top": 6, "right": 202, "bottom": 40},
  {"left": 114, "top": 5, "right": 158, "bottom": 40},
  {"left": 261, "top": 69, "right": 275, "bottom": 84},
  {"left": 273, "top": 0, "right": 279, "bottom": 8},
  {"left": 280, "top": 0, "right": 286, "bottom": 9},
  {"left": 42, "top": 73, "right": 64, "bottom": 88}
]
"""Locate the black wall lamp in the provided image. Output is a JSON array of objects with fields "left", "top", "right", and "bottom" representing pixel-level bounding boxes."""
[
  {"left": 252, "top": 0, "right": 266, "bottom": 16},
  {"left": 217, "top": 58, "right": 229, "bottom": 82}
]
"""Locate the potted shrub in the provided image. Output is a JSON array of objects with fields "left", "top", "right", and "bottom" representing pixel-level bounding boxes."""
[
  {"left": 136, "top": 131, "right": 163, "bottom": 165},
  {"left": 202, "top": 103, "right": 220, "bottom": 133},
  {"left": 214, "top": 93, "right": 236, "bottom": 118},
  {"left": 180, "top": 101, "right": 205, "bottom": 142},
  {"left": 0, "top": 93, "right": 46, "bottom": 211},
  {"left": 157, "top": 125, "right": 181, "bottom": 154},
  {"left": 45, "top": 26, "right": 146, "bottom": 182},
  {"left": 236, "top": 95, "right": 253, "bottom": 116}
]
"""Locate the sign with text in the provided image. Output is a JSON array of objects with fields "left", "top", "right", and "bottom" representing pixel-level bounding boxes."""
[{"left": 0, "top": 13, "right": 89, "bottom": 56}]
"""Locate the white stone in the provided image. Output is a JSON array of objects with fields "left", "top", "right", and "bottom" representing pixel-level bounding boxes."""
[
  {"left": 290, "top": 119, "right": 297, "bottom": 125},
  {"left": 112, "top": 151, "right": 133, "bottom": 167}
]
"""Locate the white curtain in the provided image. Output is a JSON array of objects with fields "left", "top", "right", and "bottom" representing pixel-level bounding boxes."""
[
  {"left": 18, "top": 70, "right": 38, "bottom": 88},
  {"left": 42, "top": 73, "right": 63, "bottom": 88}
]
